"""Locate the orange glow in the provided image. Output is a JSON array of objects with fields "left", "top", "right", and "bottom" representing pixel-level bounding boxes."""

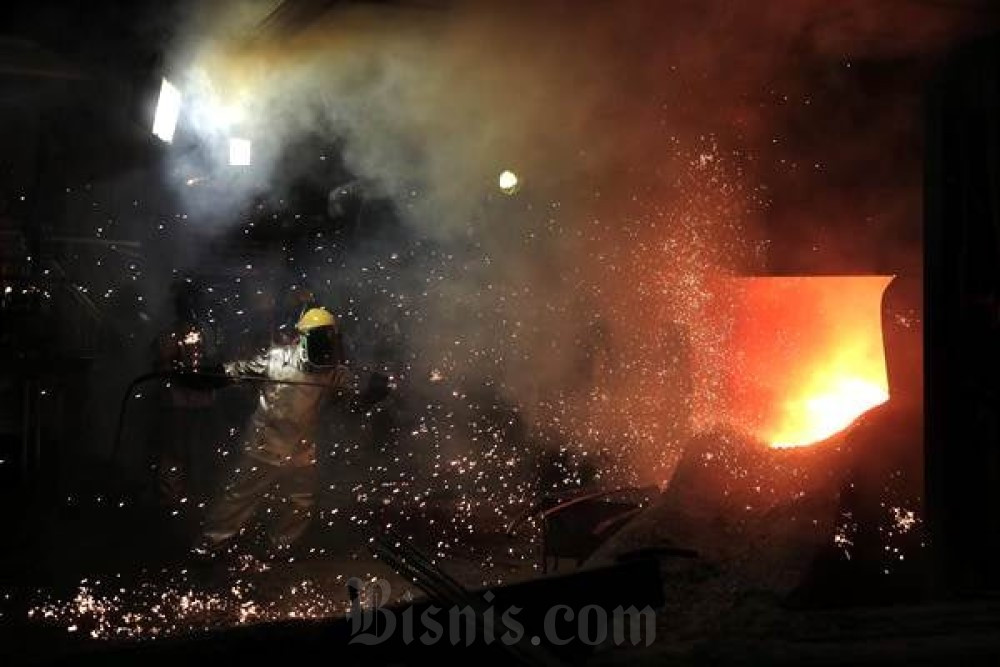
[
  {"left": 723, "top": 276, "right": 892, "bottom": 448},
  {"left": 769, "top": 366, "right": 888, "bottom": 448}
]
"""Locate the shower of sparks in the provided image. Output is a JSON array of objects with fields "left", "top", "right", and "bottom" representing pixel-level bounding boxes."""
[
  {"left": 23, "top": 566, "right": 387, "bottom": 640},
  {"left": 834, "top": 513, "right": 857, "bottom": 560},
  {"left": 892, "top": 506, "right": 918, "bottom": 533},
  {"left": 4, "top": 133, "right": 924, "bottom": 645}
]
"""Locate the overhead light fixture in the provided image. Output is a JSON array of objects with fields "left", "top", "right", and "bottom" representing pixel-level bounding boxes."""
[
  {"left": 498, "top": 169, "right": 519, "bottom": 194},
  {"left": 229, "top": 137, "right": 252, "bottom": 166},
  {"left": 152, "top": 78, "right": 182, "bottom": 143}
]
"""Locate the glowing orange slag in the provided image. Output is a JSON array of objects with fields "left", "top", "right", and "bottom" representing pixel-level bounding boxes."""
[
  {"left": 726, "top": 276, "right": 893, "bottom": 449},
  {"left": 770, "top": 363, "right": 889, "bottom": 449}
]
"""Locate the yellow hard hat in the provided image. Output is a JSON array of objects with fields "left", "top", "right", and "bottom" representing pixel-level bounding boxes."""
[{"left": 296, "top": 307, "right": 337, "bottom": 332}]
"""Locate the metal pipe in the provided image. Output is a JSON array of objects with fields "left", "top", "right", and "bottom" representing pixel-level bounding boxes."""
[{"left": 110, "top": 371, "right": 341, "bottom": 463}]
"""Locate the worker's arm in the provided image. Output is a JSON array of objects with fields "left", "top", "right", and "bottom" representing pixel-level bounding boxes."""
[
  {"left": 326, "top": 363, "right": 355, "bottom": 403},
  {"left": 359, "top": 371, "right": 392, "bottom": 404},
  {"left": 342, "top": 370, "right": 392, "bottom": 414},
  {"left": 151, "top": 332, "right": 175, "bottom": 373},
  {"left": 224, "top": 349, "right": 271, "bottom": 379}
]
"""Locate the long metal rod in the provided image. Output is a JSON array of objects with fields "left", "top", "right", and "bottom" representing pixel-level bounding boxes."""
[
  {"left": 506, "top": 485, "right": 655, "bottom": 535},
  {"left": 45, "top": 236, "right": 142, "bottom": 249},
  {"left": 110, "top": 371, "right": 339, "bottom": 462},
  {"left": 369, "top": 532, "right": 566, "bottom": 667}
]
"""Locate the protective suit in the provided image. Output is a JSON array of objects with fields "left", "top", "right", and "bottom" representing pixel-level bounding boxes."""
[
  {"left": 223, "top": 345, "right": 350, "bottom": 466},
  {"left": 197, "top": 308, "right": 351, "bottom": 554}
]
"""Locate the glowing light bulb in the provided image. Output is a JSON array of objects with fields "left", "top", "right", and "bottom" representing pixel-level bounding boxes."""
[
  {"left": 498, "top": 170, "right": 519, "bottom": 194},
  {"left": 229, "top": 138, "right": 252, "bottom": 166},
  {"left": 152, "top": 78, "right": 182, "bottom": 143}
]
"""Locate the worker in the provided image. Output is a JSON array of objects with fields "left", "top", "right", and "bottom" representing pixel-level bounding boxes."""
[
  {"left": 193, "top": 306, "right": 351, "bottom": 559},
  {"left": 151, "top": 319, "right": 218, "bottom": 507},
  {"left": 150, "top": 279, "right": 221, "bottom": 508}
]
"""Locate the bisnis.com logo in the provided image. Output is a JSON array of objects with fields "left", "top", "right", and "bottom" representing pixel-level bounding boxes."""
[{"left": 346, "top": 578, "right": 657, "bottom": 647}]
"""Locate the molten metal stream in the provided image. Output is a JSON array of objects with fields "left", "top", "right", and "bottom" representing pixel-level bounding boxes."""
[{"left": 726, "top": 276, "right": 892, "bottom": 448}]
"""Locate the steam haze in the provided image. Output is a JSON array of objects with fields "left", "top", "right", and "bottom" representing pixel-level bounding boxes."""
[{"left": 162, "top": 0, "right": 987, "bottom": 483}]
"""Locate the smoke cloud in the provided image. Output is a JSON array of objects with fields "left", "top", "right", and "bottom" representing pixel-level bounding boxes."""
[{"left": 159, "top": 0, "right": 988, "bottom": 483}]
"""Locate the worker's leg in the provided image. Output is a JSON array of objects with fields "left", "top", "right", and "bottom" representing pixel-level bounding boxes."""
[
  {"left": 267, "top": 464, "right": 319, "bottom": 551},
  {"left": 200, "top": 457, "right": 277, "bottom": 549}
]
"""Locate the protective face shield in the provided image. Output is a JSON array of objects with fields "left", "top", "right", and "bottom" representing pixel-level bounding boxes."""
[{"left": 300, "top": 325, "right": 342, "bottom": 368}]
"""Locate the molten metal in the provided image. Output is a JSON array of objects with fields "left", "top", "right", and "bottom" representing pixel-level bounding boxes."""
[{"left": 725, "top": 276, "right": 892, "bottom": 448}]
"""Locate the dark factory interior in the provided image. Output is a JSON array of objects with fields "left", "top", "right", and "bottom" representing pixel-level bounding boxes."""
[{"left": 2, "top": 1, "right": 1000, "bottom": 665}]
